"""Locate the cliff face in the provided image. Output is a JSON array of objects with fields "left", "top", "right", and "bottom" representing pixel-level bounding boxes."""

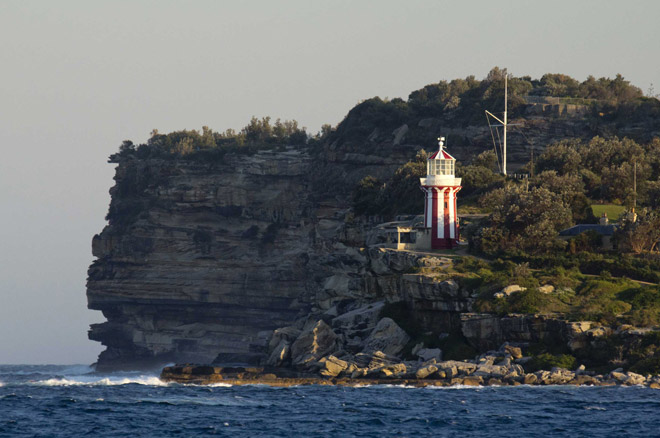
[{"left": 88, "top": 149, "right": 319, "bottom": 369}]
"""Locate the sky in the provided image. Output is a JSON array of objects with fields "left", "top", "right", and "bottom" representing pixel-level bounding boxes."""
[{"left": 1, "top": 0, "right": 659, "bottom": 364}]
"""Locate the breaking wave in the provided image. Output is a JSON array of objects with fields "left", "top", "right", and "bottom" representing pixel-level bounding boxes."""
[{"left": 33, "top": 376, "right": 167, "bottom": 387}]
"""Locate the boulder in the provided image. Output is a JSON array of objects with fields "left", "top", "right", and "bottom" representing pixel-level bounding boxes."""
[
  {"left": 266, "top": 340, "right": 290, "bottom": 367},
  {"left": 547, "top": 369, "right": 575, "bottom": 384},
  {"left": 523, "top": 374, "right": 538, "bottom": 385},
  {"left": 378, "top": 363, "right": 407, "bottom": 378},
  {"left": 290, "top": 320, "right": 338, "bottom": 366},
  {"left": 610, "top": 371, "right": 628, "bottom": 383},
  {"left": 268, "top": 326, "right": 301, "bottom": 352},
  {"left": 415, "top": 365, "right": 438, "bottom": 379},
  {"left": 411, "top": 342, "right": 424, "bottom": 356},
  {"left": 536, "top": 370, "right": 552, "bottom": 384},
  {"left": 587, "top": 326, "right": 612, "bottom": 338},
  {"left": 318, "top": 355, "right": 349, "bottom": 377},
  {"left": 500, "top": 285, "right": 526, "bottom": 296},
  {"left": 331, "top": 302, "right": 385, "bottom": 336},
  {"left": 416, "top": 348, "right": 442, "bottom": 362},
  {"left": 351, "top": 367, "right": 368, "bottom": 379},
  {"left": 474, "top": 364, "right": 509, "bottom": 378},
  {"left": 624, "top": 372, "right": 646, "bottom": 385},
  {"left": 354, "top": 350, "right": 398, "bottom": 369},
  {"left": 362, "top": 318, "right": 410, "bottom": 357},
  {"left": 477, "top": 355, "right": 496, "bottom": 366},
  {"left": 437, "top": 360, "right": 477, "bottom": 376},
  {"left": 462, "top": 376, "right": 483, "bottom": 386},
  {"left": 502, "top": 345, "right": 523, "bottom": 359},
  {"left": 538, "top": 285, "right": 555, "bottom": 294}
]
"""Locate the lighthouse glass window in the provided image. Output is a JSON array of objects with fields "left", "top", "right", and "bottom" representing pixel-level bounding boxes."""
[{"left": 431, "top": 159, "right": 454, "bottom": 176}]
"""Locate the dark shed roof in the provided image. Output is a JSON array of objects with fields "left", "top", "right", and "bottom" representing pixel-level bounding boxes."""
[{"left": 559, "top": 224, "right": 617, "bottom": 237}]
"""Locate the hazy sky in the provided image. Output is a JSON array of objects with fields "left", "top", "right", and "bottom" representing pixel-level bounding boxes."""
[{"left": 1, "top": 0, "right": 658, "bottom": 364}]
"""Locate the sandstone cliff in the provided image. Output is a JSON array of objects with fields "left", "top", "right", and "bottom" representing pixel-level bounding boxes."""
[{"left": 88, "top": 149, "right": 319, "bottom": 369}]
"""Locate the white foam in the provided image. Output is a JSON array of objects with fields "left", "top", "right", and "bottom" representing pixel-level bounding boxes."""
[
  {"left": 425, "top": 384, "right": 483, "bottom": 390},
  {"left": 33, "top": 376, "right": 168, "bottom": 387},
  {"left": 0, "top": 381, "right": 4, "bottom": 387},
  {"left": 352, "top": 384, "right": 420, "bottom": 389},
  {"left": 206, "top": 383, "right": 233, "bottom": 388}
]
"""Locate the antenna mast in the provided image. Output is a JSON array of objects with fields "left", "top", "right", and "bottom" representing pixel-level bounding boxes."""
[
  {"left": 485, "top": 69, "right": 509, "bottom": 176},
  {"left": 503, "top": 74, "right": 507, "bottom": 176},
  {"left": 633, "top": 161, "right": 637, "bottom": 214}
]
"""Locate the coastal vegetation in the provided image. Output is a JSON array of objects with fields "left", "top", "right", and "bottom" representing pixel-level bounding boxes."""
[
  {"left": 112, "top": 116, "right": 310, "bottom": 162},
  {"left": 329, "top": 68, "right": 660, "bottom": 148}
]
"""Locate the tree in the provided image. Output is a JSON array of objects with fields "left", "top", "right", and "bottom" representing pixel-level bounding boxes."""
[
  {"left": 475, "top": 185, "right": 572, "bottom": 255},
  {"left": 536, "top": 139, "right": 583, "bottom": 175},
  {"left": 534, "top": 170, "right": 590, "bottom": 222},
  {"left": 457, "top": 163, "right": 504, "bottom": 196},
  {"left": 474, "top": 150, "right": 498, "bottom": 171},
  {"left": 539, "top": 73, "right": 580, "bottom": 97},
  {"left": 616, "top": 210, "right": 660, "bottom": 254},
  {"left": 379, "top": 150, "right": 427, "bottom": 216},
  {"left": 352, "top": 176, "right": 384, "bottom": 216},
  {"left": 174, "top": 137, "right": 194, "bottom": 155}
]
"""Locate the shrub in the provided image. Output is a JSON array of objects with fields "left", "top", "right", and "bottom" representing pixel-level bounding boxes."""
[{"left": 526, "top": 353, "right": 577, "bottom": 372}]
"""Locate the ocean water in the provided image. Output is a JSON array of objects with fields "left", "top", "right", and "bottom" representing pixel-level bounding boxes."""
[{"left": 1, "top": 365, "right": 660, "bottom": 437}]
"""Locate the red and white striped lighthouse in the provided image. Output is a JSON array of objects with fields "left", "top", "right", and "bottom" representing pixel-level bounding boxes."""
[{"left": 420, "top": 137, "right": 462, "bottom": 249}]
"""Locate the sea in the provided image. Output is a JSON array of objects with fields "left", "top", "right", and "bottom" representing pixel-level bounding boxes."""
[{"left": 1, "top": 365, "right": 660, "bottom": 437}]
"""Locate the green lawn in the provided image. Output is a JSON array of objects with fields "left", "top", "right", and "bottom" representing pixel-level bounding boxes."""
[{"left": 591, "top": 204, "right": 626, "bottom": 222}]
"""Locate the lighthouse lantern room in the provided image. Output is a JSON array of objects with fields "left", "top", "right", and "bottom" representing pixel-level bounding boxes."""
[{"left": 419, "top": 137, "right": 462, "bottom": 249}]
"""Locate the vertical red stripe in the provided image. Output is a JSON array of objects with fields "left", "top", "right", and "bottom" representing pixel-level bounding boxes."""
[{"left": 443, "top": 188, "right": 451, "bottom": 243}]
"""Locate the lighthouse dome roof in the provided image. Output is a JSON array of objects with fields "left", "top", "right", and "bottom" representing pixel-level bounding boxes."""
[{"left": 428, "top": 150, "right": 455, "bottom": 160}]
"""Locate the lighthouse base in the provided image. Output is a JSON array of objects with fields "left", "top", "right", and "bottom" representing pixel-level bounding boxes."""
[
  {"left": 431, "top": 238, "right": 459, "bottom": 250},
  {"left": 407, "top": 228, "right": 459, "bottom": 251}
]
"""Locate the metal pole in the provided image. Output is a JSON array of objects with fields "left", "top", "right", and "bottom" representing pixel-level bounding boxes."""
[
  {"left": 503, "top": 73, "right": 508, "bottom": 176},
  {"left": 633, "top": 161, "right": 637, "bottom": 213}
]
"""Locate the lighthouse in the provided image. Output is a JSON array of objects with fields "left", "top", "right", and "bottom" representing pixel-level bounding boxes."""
[{"left": 420, "top": 137, "right": 462, "bottom": 249}]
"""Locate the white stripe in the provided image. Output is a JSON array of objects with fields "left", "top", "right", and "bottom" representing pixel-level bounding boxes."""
[
  {"left": 426, "top": 189, "right": 433, "bottom": 228},
  {"left": 448, "top": 189, "right": 455, "bottom": 239},
  {"left": 437, "top": 188, "right": 446, "bottom": 239}
]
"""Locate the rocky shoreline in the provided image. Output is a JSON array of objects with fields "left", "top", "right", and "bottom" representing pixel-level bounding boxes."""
[
  {"left": 160, "top": 340, "right": 660, "bottom": 389},
  {"left": 160, "top": 364, "right": 660, "bottom": 389}
]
